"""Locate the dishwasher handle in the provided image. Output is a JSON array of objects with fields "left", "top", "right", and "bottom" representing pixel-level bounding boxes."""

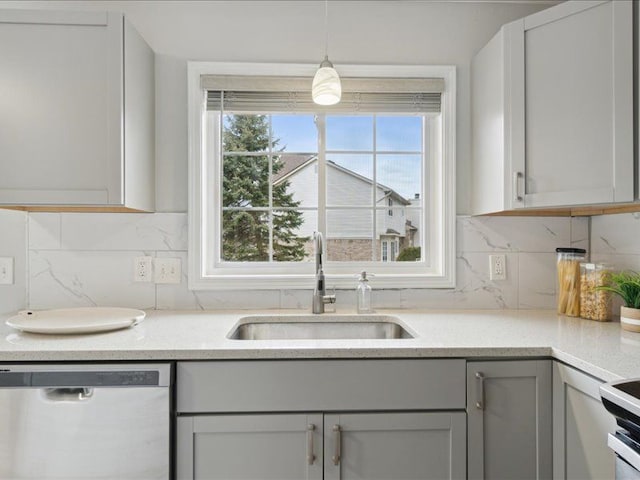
[{"left": 42, "top": 387, "right": 94, "bottom": 402}]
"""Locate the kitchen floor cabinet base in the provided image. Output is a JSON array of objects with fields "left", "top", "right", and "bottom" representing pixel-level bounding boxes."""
[
  {"left": 177, "top": 412, "right": 465, "bottom": 480},
  {"left": 176, "top": 360, "right": 466, "bottom": 480}
]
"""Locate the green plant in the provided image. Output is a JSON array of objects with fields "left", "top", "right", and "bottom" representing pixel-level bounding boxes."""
[
  {"left": 222, "top": 114, "right": 309, "bottom": 261},
  {"left": 396, "top": 246, "right": 421, "bottom": 262},
  {"left": 597, "top": 271, "right": 640, "bottom": 309}
]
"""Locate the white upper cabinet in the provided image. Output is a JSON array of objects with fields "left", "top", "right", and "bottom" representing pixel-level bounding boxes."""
[
  {"left": 0, "top": 10, "right": 155, "bottom": 212},
  {"left": 472, "top": 0, "right": 633, "bottom": 214}
]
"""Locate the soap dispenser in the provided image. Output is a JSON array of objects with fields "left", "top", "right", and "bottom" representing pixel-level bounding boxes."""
[{"left": 356, "top": 271, "right": 372, "bottom": 314}]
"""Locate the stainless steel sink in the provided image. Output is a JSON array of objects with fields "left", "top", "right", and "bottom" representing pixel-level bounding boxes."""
[{"left": 228, "top": 315, "right": 414, "bottom": 340}]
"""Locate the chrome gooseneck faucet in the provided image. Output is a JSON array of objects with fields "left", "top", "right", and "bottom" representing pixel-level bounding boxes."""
[{"left": 312, "top": 232, "right": 336, "bottom": 314}]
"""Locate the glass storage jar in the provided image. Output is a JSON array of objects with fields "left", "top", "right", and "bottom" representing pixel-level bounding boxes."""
[
  {"left": 580, "top": 263, "right": 611, "bottom": 321},
  {"left": 556, "top": 248, "right": 586, "bottom": 316}
]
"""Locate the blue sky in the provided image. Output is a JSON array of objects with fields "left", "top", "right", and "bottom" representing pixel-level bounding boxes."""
[{"left": 270, "top": 114, "right": 423, "bottom": 199}]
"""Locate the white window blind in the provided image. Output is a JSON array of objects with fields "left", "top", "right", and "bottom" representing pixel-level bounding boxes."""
[{"left": 203, "top": 75, "right": 443, "bottom": 113}]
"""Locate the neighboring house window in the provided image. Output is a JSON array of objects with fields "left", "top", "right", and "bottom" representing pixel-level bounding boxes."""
[{"left": 188, "top": 63, "right": 456, "bottom": 289}]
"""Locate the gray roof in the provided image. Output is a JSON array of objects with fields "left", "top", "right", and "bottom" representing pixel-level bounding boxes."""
[{"left": 272, "top": 154, "right": 315, "bottom": 183}]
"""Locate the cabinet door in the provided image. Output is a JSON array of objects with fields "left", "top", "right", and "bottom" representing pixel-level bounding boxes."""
[
  {"left": 0, "top": 9, "right": 123, "bottom": 206},
  {"left": 176, "top": 414, "right": 323, "bottom": 480},
  {"left": 324, "top": 412, "right": 466, "bottom": 480},
  {"left": 467, "top": 360, "right": 552, "bottom": 480},
  {"left": 509, "top": 0, "right": 633, "bottom": 208},
  {"left": 553, "top": 362, "right": 616, "bottom": 480}
]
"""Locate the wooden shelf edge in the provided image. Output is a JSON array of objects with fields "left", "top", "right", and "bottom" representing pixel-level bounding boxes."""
[{"left": 478, "top": 203, "right": 640, "bottom": 218}]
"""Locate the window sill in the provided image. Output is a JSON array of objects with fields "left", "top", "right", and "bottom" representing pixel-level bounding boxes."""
[{"left": 188, "top": 273, "right": 455, "bottom": 291}]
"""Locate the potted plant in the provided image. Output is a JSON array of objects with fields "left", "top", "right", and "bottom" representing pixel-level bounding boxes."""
[{"left": 598, "top": 271, "right": 640, "bottom": 332}]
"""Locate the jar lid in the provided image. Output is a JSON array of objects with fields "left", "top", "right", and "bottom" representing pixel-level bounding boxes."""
[{"left": 556, "top": 248, "right": 587, "bottom": 254}]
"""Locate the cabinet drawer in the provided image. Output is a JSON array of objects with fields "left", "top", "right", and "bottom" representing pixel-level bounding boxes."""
[{"left": 177, "top": 359, "right": 465, "bottom": 413}]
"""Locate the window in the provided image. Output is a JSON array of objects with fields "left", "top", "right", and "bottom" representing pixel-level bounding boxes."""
[{"left": 188, "top": 63, "right": 456, "bottom": 289}]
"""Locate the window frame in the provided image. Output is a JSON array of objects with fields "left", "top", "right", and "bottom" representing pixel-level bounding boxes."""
[{"left": 188, "top": 62, "right": 456, "bottom": 290}]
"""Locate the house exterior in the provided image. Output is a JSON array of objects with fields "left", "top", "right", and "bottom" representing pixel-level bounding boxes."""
[{"left": 274, "top": 155, "right": 419, "bottom": 262}]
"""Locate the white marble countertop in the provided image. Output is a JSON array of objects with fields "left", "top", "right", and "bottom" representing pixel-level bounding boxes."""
[{"left": 1, "top": 309, "right": 639, "bottom": 382}]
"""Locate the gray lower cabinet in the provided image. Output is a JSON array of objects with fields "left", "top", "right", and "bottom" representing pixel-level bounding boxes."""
[
  {"left": 177, "top": 411, "right": 466, "bottom": 480},
  {"left": 467, "top": 360, "right": 552, "bottom": 479},
  {"left": 176, "top": 359, "right": 467, "bottom": 480},
  {"left": 323, "top": 412, "right": 466, "bottom": 480},
  {"left": 177, "top": 414, "right": 323, "bottom": 480},
  {"left": 552, "top": 362, "right": 617, "bottom": 480}
]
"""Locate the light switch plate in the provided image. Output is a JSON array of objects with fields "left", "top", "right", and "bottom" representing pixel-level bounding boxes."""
[
  {"left": 0, "top": 257, "right": 14, "bottom": 285},
  {"left": 155, "top": 257, "right": 181, "bottom": 284}
]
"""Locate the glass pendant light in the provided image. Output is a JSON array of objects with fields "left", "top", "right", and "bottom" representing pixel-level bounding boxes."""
[{"left": 312, "top": 0, "right": 341, "bottom": 105}]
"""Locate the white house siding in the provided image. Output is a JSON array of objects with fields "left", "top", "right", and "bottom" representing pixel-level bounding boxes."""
[
  {"left": 327, "top": 165, "right": 373, "bottom": 207},
  {"left": 284, "top": 160, "right": 411, "bottom": 243},
  {"left": 327, "top": 209, "right": 373, "bottom": 238},
  {"left": 406, "top": 199, "right": 422, "bottom": 247},
  {"left": 279, "top": 161, "right": 317, "bottom": 210},
  {"left": 375, "top": 204, "right": 406, "bottom": 237},
  {"left": 278, "top": 161, "right": 318, "bottom": 240}
]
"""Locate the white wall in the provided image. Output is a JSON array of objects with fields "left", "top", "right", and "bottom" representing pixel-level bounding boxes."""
[
  {"left": 591, "top": 214, "right": 640, "bottom": 310},
  {"left": 0, "top": 0, "right": 575, "bottom": 314},
  {"left": 0, "top": 0, "right": 558, "bottom": 214}
]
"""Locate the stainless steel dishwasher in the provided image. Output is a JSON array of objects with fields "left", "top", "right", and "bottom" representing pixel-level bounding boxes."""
[{"left": 0, "top": 363, "right": 171, "bottom": 479}]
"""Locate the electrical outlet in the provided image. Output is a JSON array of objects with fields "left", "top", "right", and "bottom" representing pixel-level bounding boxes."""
[
  {"left": 133, "top": 256, "right": 153, "bottom": 282},
  {"left": 490, "top": 254, "right": 506, "bottom": 281},
  {"left": 0, "top": 257, "right": 14, "bottom": 285},
  {"left": 154, "top": 257, "right": 181, "bottom": 284}
]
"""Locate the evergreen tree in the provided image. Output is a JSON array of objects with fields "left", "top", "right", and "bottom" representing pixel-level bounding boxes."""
[{"left": 222, "top": 114, "right": 308, "bottom": 261}]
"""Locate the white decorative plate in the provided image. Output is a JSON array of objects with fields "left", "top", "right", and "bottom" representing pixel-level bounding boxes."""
[{"left": 6, "top": 307, "right": 145, "bottom": 334}]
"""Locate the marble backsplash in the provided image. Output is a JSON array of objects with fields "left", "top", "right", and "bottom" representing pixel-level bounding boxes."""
[
  {"left": 0, "top": 210, "right": 591, "bottom": 313},
  {"left": 591, "top": 213, "right": 640, "bottom": 266}
]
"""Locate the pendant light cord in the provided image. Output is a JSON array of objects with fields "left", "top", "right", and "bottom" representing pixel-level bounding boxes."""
[{"left": 324, "top": 0, "right": 329, "bottom": 58}]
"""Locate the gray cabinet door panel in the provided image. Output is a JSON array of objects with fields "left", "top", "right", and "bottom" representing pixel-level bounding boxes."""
[
  {"left": 467, "top": 360, "right": 552, "bottom": 480},
  {"left": 177, "top": 359, "right": 465, "bottom": 413},
  {"left": 0, "top": 8, "right": 154, "bottom": 211},
  {"left": 177, "top": 414, "right": 323, "bottom": 480},
  {"left": 510, "top": 0, "right": 633, "bottom": 208},
  {"left": 0, "top": 10, "right": 123, "bottom": 206},
  {"left": 471, "top": 0, "right": 634, "bottom": 214},
  {"left": 324, "top": 412, "right": 466, "bottom": 480}
]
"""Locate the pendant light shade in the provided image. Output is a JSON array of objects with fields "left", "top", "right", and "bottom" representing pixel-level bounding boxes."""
[
  {"left": 313, "top": 0, "right": 341, "bottom": 106},
  {"left": 312, "top": 56, "right": 341, "bottom": 106}
]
